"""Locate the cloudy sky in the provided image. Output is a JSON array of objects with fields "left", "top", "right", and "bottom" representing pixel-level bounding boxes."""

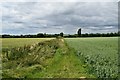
[{"left": 1, "top": 1, "right": 118, "bottom": 34}]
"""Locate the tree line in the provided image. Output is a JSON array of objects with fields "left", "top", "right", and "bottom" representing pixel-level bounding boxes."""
[{"left": 1, "top": 32, "right": 120, "bottom": 38}]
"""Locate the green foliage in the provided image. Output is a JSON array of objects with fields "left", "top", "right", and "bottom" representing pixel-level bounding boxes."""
[
  {"left": 60, "top": 32, "right": 64, "bottom": 37},
  {"left": 2, "top": 38, "right": 94, "bottom": 78},
  {"left": 2, "top": 37, "right": 118, "bottom": 78},
  {"left": 2, "top": 39, "right": 60, "bottom": 77},
  {"left": 65, "top": 37, "right": 118, "bottom": 78}
]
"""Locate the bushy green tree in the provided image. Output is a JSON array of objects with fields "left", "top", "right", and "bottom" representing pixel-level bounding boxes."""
[{"left": 60, "top": 32, "right": 64, "bottom": 37}]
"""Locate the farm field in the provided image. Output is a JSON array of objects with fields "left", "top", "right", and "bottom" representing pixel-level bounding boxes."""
[
  {"left": 65, "top": 37, "right": 118, "bottom": 59},
  {"left": 65, "top": 37, "right": 118, "bottom": 78},
  {"left": 1, "top": 37, "right": 118, "bottom": 78},
  {"left": 2, "top": 38, "right": 53, "bottom": 49}
]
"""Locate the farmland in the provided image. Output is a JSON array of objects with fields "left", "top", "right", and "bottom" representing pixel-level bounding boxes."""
[
  {"left": 65, "top": 37, "right": 118, "bottom": 78},
  {"left": 1, "top": 37, "right": 118, "bottom": 78},
  {"left": 2, "top": 38, "right": 53, "bottom": 49}
]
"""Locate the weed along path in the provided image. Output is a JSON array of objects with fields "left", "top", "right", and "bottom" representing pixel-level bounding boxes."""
[
  {"left": 32, "top": 39, "right": 94, "bottom": 78},
  {"left": 2, "top": 38, "right": 94, "bottom": 78}
]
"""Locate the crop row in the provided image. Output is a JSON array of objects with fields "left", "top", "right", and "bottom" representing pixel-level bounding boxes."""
[{"left": 77, "top": 51, "right": 118, "bottom": 78}]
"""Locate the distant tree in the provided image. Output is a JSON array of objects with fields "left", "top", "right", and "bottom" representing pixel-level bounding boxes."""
[
  {"left": 2, "top": 34, "right": 10, "bottom": 38},
  {"left": 0, "top": 35, "right": 2, "bottom": 38},
  {"left": 77, "top": 28, "right": 81, "bottom": 36},
  {"left": 60, "top": 32, "right": 64, "bottom": 37},
  {"left": 118, "top": 31, "right": 120, "bottom": 34},
  {"left": 2, "top": 31, "right": 119, "bottom": 38},
  {"left": 20, "top": 35, "right": 23, "bottom": 37},
  {"left": 37, "top": 33, "right": 44, "bottom": 38},
  {"left": 44, "top": 33, "right": 46, "bottom": 37},
  {"left": 84, "top": 33, "right": 88, "bottom": 37}
]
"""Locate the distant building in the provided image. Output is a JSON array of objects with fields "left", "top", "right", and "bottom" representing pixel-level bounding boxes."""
[{"left": 78, "top": 28, "right": 81, "bottom": 36}]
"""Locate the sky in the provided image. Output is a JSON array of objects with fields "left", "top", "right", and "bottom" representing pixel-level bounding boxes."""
[{"left": 1, "top": 0, "right": 118, "bottom": 34}]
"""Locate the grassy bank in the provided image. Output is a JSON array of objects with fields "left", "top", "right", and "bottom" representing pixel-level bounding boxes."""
[{"left": 2, "top": 38, "right": 94, "bottom": 78}]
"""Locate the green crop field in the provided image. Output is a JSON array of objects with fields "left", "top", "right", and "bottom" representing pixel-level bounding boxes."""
[
  {"left": 2, "top": 38, "right": 53, "bottom": 49},
  {"left": 65, "top": 37, "right": 118, "bottom": 78},
  {"left": 1, "top": 37, "right": 119, "bottom": 78}
]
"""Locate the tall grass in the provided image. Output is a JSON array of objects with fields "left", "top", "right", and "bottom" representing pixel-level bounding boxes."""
[{"left": 2, "top": 39, "right": 60, "bottom": 78}]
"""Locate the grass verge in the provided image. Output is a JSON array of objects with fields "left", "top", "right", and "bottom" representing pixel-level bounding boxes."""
[{"left": 2, "top": 38, "right": 95, "bottom": 78}]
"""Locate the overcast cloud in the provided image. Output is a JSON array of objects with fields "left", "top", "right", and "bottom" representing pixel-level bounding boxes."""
[{"left": 1, "top": 2, "right": 118, "bottom": 34}]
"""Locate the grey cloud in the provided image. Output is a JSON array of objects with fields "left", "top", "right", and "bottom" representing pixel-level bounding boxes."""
[{"left": 2, "top": 2, "right": 118, "bottom": 34}]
